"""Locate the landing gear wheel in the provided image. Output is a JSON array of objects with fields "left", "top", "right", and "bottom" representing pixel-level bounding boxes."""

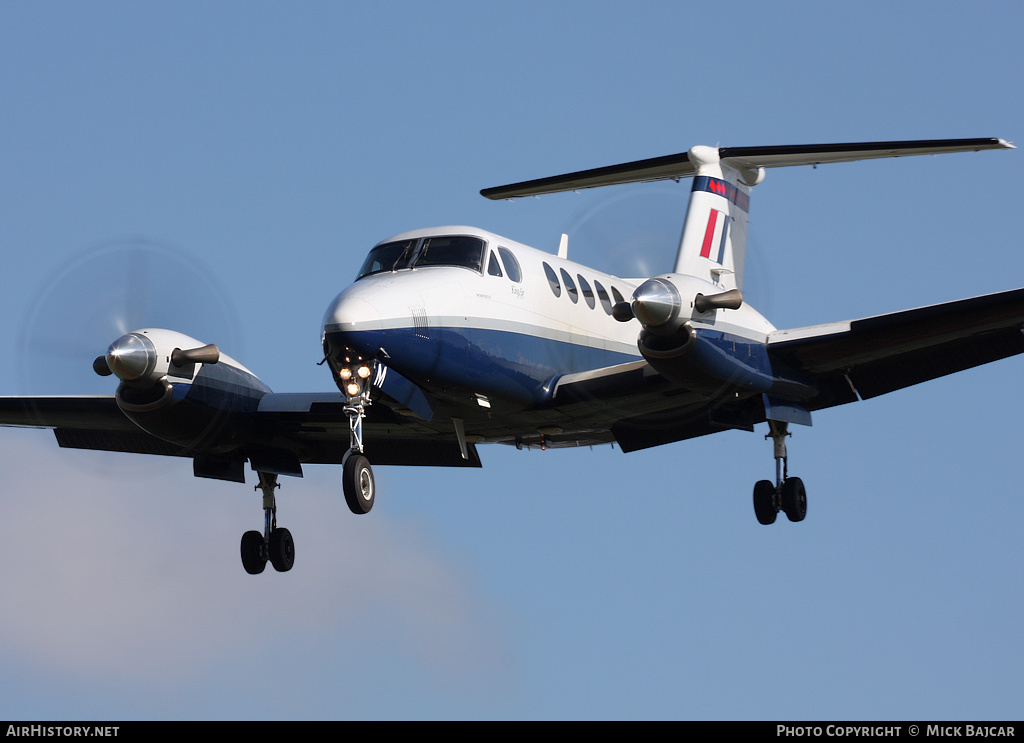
[
  {"left": 343, "top": 454, "right": 375, "bottom": 514},
  {"left": 269, "top": 527, "right": 295, "bottom": 572},
  {"left": 753, "top": 480, "right": 778, "bottom": 525},
  {"left": 781, "top": 477, "right": 807, "bottom": 522},
  {"left": 240, "top": 530, "right": 267, "bottom": 574}
]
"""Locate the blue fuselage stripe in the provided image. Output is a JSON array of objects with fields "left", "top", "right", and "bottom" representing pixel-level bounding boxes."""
[{"left": 332, "top": 325, "right": 640, "bottom": 405}]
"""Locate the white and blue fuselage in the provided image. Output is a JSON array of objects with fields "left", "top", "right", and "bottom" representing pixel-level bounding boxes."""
[{"left": 322, "top": 226, "right": 777, "bottom": 415}]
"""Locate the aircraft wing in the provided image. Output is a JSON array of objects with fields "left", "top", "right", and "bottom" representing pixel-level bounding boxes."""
[
  {"left": 545, "top": 287, "right": 1024, "bottom": 452},
  {"left": 0, "top": 391, "right": 480, "bottom": 470},
  {"left": 0, "top": 395, "right": 192, "bottom": 456},
  {"left": 768, "top": 287, "right": 1024, "bottom": 409}
]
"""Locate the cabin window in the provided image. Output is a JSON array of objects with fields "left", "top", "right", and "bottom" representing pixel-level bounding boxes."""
[
  {"left": 543, "top": 262, "right": 561, "bottom": 297},
  {"left": 414, "top": 236, "right": 486, "bottom": 273},
  {"left": 356, "top": 239, "right": 416, "bottom": 279},
  {"left": 487, "top": 252, "right": 503, "bottom": 277},
  {"left": 498, "top": 247, "right": 522, "bottom": 283},
  {"left": 594, "top": 281, "right": 613, "bottom": 314},
  {"left": 578, "top": 274, "right": 595, "bottom": 309},
  {"left": 611, "top": 286, "right": 626, "bottom": 305},
  {"left": 560, "top": 268, "right": 578, "bottom": 303}
]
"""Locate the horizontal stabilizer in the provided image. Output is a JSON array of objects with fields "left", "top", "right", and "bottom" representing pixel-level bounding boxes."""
[{"left": 481, "top": 138, "right": 1013, "bottom": 199}]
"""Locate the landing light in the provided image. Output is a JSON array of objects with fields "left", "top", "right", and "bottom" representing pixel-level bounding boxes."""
[{"left": 336, "top": 351, "right": 373, "bottom": 399}]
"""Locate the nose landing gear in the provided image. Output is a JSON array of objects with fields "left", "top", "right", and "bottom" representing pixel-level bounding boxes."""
[
  {"left": 339, "top": 353, "right": 376, "bottom": 515},
  {"left": 752, "top": 421, "right": 808, "bottom": 525}
]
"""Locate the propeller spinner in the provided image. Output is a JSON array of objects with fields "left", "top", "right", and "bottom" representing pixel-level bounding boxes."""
[
  {"left": 93, "top": 331, "right": 220, "bottom": 383},
  {"left": 613, "top": 276, "right": 744, "bottom": 332},
  {"left": 100, "top": 332, "right": 158, "bottom": 381}
]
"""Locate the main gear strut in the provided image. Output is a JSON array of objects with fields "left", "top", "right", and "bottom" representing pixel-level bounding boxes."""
[{"left": 752, "top": 420, "right": 807, "bottom": 525}]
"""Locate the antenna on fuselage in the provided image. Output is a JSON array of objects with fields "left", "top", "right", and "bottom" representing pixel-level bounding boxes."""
[{"left": 557, "top": 233, "right": 568, "bottom": 259}]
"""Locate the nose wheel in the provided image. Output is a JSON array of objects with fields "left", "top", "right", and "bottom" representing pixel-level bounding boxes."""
[
  {"left": 343, "top": 453, "right": 375, "bottom": 514},
  {"left": 240, "top": 472, "right": 295, "bottom": 574},
  {"left": 753, "top": 421, "right": 808, "bottom": 525}
]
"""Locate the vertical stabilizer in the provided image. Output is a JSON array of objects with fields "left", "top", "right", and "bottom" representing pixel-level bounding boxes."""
[{"left": 673, "top": 146, "right": 759, "bottom": 291}]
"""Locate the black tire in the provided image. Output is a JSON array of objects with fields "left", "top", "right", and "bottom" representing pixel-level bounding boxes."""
[
  {"left": 240, "top": 530, "right": 267, "bottom": 574},
  {"left": 782, "top": 477, "right": 807, "bottom": 522},
  {"left": 269, "top": 527, "right": 295, "bottom": 572},
  {"left": 343, "top": 454, "right": 375, "bottom": 514},
  {"left": 753, "top": 480, "right": 778, "bottom": 525}
]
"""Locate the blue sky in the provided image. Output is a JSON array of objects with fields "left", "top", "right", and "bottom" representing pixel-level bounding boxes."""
[{"left": 0, "top": 1, "right": 1021, "bottom": 721}]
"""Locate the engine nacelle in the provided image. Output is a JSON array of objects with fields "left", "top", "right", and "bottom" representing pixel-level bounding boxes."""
[
  {"left": 621, "top": 273, "right": 741, "bottom": 358},
  {"left": 621, "top": 274, "right": 815, "bottom": 400},
  {"left": 95, "top": 328, "right": 270, "bottom": 451}
]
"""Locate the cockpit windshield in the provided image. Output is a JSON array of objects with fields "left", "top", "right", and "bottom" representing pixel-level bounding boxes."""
[
  {"left": 356, "top": 240, "right": 416, "bottom": 279},
  {"left": 414, "top": 236, "right": 485, "bottom": 271},
  {"left": 356, "top": 235, "right": 486, "bottom": 280}
]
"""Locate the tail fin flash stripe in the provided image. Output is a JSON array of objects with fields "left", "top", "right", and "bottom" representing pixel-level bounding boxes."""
[
  {"left": 700, "top": 210, "right": 720, "bottom": 259},
  {"left": 693, "top": 176, "right": 750, "bottom": 213},
  {"left": 716, "top": 216, "right": 730, "bottom": 264},
  {"left": 698, "top": 209, "right": 730, "bottom": 263}
]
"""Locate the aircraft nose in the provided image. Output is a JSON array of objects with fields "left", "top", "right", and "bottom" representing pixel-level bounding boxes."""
[
  {"left": 323, "top": 293, "right": 381, "bottom": 334},
  {"left": 323, "top": 291, "right": 385, "bottom": 361}
]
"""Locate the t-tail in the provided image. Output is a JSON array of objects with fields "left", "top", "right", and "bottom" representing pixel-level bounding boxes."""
[{"left": 481, "top": 137, "right": 1013, "bottom": 293}]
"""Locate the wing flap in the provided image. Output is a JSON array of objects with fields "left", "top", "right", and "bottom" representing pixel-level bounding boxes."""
[{"left": 55, "top": 428, "right": 190, "bottom": 457}]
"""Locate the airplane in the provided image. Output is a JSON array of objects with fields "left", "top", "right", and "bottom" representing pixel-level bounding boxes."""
[{"left": 1, "top": 137, "right": 1021, "bottom": 575}]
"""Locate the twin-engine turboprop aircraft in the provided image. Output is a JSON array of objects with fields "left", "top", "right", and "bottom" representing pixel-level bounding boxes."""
[{"left": 2, "top": 138, "right": 1021, "bottom": 574}]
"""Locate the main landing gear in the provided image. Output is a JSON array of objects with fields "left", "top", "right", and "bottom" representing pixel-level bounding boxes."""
[
  {"left": 752, "top": 420, "right": 808, "bottom": 525},
  {"left": 240, "top": 471, "right": 296, "bottom": 574}
]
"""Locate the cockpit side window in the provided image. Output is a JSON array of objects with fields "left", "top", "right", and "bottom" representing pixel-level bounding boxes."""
[
  {"left": 356, "top": 239, "right": 416, "bottom": 279},
  {"left": 487, "top": 251, "right": 503, "bottom": 277},
  {"left": 414, "top": 236, "right": 485, "bottom": 273},
  {"left": 497, "top": 247, "right": 522, "bottom": 283}
]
